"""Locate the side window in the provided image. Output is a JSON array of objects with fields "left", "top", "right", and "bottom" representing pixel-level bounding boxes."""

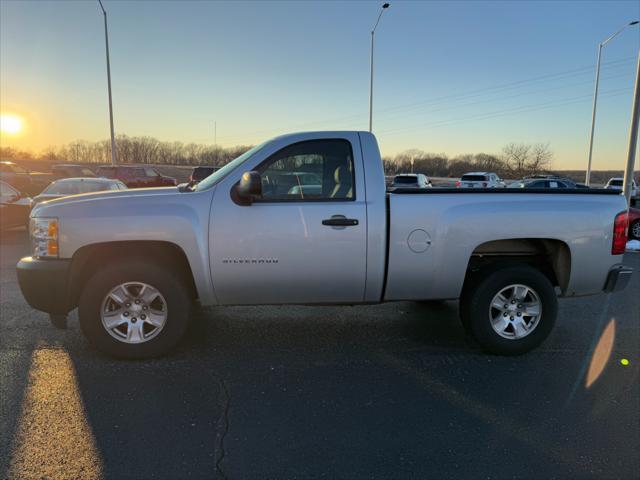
[
  {"left": 144, "top": 168, "right": 158, "bottom": 177},
  {"left": 0, "top": 182, "right": 18, "bottom": 198},
  {"left": 549, "top": 181, "right": 558, "bottom": 188},
  {"left": 257, "top": 139, "right": 354, "bottom": 201},
  {"left": 98, "top": 167, "right": 115, "bottom": 178}
]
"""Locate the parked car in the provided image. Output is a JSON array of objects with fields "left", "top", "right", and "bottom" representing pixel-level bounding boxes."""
[
  {"left": 96, "top": 165, "right": 176, "bottom": 188},
  {"left": 0, "top": 161, "right": 51, "bottom": 195},
  {"left": 522, "top": 175, "right": 589, "bottom": 189},
  {"left": 629, "top": 207, "right": 640, "bottom": 240},
  {"left": 31, "top": 178, "right": 127, "bottom": 207},
  {"left": 456, "top": 172, "right": 506, "bottom": 188},
  {"left": 189, "top": 166, "right": 220, "bottom": 184},
  {"left": 605, "top": 177, "right": 638, "bottom": 204},
  {"left": 52, "top": 164, "right": 97, "bottom": 179},
  {"left": 391, "top": 174, "right": 431, "bottom": 188},
  {"left": 0, "top": 180, "right": 31, "bottom": 230},
  {"left": 18, "top": 131, "right": 631, "bottom": 359},
  {"left": 511, "top": 178, "right": 575, "bottom": 189}
]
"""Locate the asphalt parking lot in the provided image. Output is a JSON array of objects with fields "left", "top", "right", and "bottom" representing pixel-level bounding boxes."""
[{"left": 0, "top": 227, "right": 638, "bottom": 480}]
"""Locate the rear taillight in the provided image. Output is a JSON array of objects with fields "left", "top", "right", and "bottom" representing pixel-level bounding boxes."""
[
  {"left": 455, "top": 181, "right": 461, "bottom": 187},
  {"left": 612, "top": 211, "right": 629, "bottom": 255}
]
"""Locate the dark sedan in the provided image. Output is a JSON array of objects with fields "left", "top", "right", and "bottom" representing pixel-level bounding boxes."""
[
  {"left": 0, "top": 180, "right": 31, "bottom": 230},
  {"left": 0, "top": 161, "right": 51, "bottom": 195},
  {"left": 96, "top": 165, "right": 176, "bottom": 188},
  {"left": 510, "top": 177, "right": 588, "bottom": 189}
]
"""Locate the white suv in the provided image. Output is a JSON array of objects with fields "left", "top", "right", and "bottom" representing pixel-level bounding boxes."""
[
  {"left": 457, "top": 172, "right": 506, "bottom": 188},
  {"left": 605, "top": 177, "right": 638, "bottom": 198},
  {"left": 391, "top": 174, "right": 432, "bottom": 188}
]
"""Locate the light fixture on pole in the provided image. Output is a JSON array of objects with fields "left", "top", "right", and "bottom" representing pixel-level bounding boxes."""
[
  {"left": 98, "top": 0, "right": 118, "bottom": 165},
  {"left": 585, "top": 20, "right": 639, "bottom": 185},
  {"left": 369, "top": 3, "right": 390, "bottom": 133}
]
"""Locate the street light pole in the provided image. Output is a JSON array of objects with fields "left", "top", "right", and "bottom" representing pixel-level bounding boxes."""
[
  {"left": 369, "top": 3, "right": 390, "bottom": 133},
  {"left": 98, "top": 0, "right": 118, "bottom": 165},
  {"left": 585, "top": 20, "right": 638, "bottom": 185},
  {"left": 585, "top": 45, "right": 603, "bottom": 186}
]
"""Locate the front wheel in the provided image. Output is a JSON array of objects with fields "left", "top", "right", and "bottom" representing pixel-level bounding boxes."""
[
  {"left": 460, "top": 265, "right": 557, "bottom": 355},
  {"left": 79, "top": 259, "right": 192, "bottom": 359}
]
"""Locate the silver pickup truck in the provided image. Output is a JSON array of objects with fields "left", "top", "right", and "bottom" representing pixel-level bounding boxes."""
[{"left": 17, "top": 131, "right": 632, "bottom": 358}]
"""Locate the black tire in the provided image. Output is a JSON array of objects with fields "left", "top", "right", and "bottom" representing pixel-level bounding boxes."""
[
  {"left": 630, "top": 219, "right": 640, "bottom": 240},
  {"left": 79, "top": 259, "right": 192, "bottom": 359},
  {"left": 459, "top": 264, "right": 557, "bottom": 355}
]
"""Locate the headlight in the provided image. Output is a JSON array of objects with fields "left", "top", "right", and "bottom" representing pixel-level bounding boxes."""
[{"left": 30, "top": 217, "right": 59, "bottom": 258}]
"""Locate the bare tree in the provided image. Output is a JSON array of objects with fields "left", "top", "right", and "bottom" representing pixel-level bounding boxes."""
[
  {"left": 473, "top": 153, "right": 506, "bottom": 174},
  {"left": 528, "top": 143, "right": 553, "bottom": 174},
  {"left": 502, "top": 143, "right": 531, "bottom": 177}
]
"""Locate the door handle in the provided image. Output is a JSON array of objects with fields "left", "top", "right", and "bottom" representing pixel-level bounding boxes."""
[{"left": 322, "top": 217, "right": 359, "bottom": 227}]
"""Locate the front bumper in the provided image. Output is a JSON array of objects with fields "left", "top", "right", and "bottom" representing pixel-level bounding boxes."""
[
  {"left": 16, "top": 256, "right": 72, "bottom": 314},
  {"left": 603, "top": 265, "right": 633, "bottom": 293}
]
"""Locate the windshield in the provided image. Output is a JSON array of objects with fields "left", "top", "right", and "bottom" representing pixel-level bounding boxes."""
[
  {"left": 461, "top": 174, "right": 488, "bottom": 182},
  {"left": 43, "top": 181, "right": 113, "bottom": 195},
  {"left": 609, "top": 180, "right": 623, "bottom": 186},
  {"left": 195, "top": 142, "right": 268, "bottom": 191},
  {"left": 393, "top": 176, "right": 418, "bottom": 184}
]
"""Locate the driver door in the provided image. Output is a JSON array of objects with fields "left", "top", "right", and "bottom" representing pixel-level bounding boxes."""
[{"left": 209, "top": 137, "right": 368, "bottom": 305}]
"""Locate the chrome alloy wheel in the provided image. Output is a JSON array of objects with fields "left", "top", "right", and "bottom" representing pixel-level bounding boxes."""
[
  {"left": 100, "top": 282, "right": 168, "bottom": 344},
  {"left": 632, "top": 221, "right": 640, "bottom": 239},
  {"left": 489, "top": 284, "right": 542, "bottom": 339}
]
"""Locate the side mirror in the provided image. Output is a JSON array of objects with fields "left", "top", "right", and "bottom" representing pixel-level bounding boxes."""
[{"left": 236, "top": 171, "right": 262, "bottom": 204}]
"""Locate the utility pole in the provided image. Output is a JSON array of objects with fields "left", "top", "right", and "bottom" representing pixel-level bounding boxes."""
[
  {"left": 623, "top": 51, "right": 640, "bottom": 205},
  {"left": 98, "top": 0, "right": 118, "bottom": 165}
]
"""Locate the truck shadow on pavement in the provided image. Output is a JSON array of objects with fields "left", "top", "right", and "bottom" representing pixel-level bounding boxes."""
[{"left": 62, "top": 301, "right": 477, "bottom": 480}]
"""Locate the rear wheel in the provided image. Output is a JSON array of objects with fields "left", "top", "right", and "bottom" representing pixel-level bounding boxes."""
[
  {"left": 460, "top": 265, "right": 557, "bottom": 355},
  {"left": 630, "top": 219, "right": 640, "bottom": 240},
  {"left": 79, "top": 259, "right": 192, "bottom": 359}
]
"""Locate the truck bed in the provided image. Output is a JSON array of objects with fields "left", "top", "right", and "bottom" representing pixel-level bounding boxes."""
[
  {"left": 388, "top": 187, "right": 621, "bottom": 195},
  {"left": 383, "top": 188, "right": 626, "bottom": 302}
]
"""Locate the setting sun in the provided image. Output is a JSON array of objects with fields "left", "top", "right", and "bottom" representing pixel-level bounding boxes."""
[{"left": 0, "top": 114, "right": 24, "bottom": 135}]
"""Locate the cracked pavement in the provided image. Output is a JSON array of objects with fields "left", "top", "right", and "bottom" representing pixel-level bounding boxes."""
[{"left": 1, "top": 227, "right": 639, "bottom": 479}]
